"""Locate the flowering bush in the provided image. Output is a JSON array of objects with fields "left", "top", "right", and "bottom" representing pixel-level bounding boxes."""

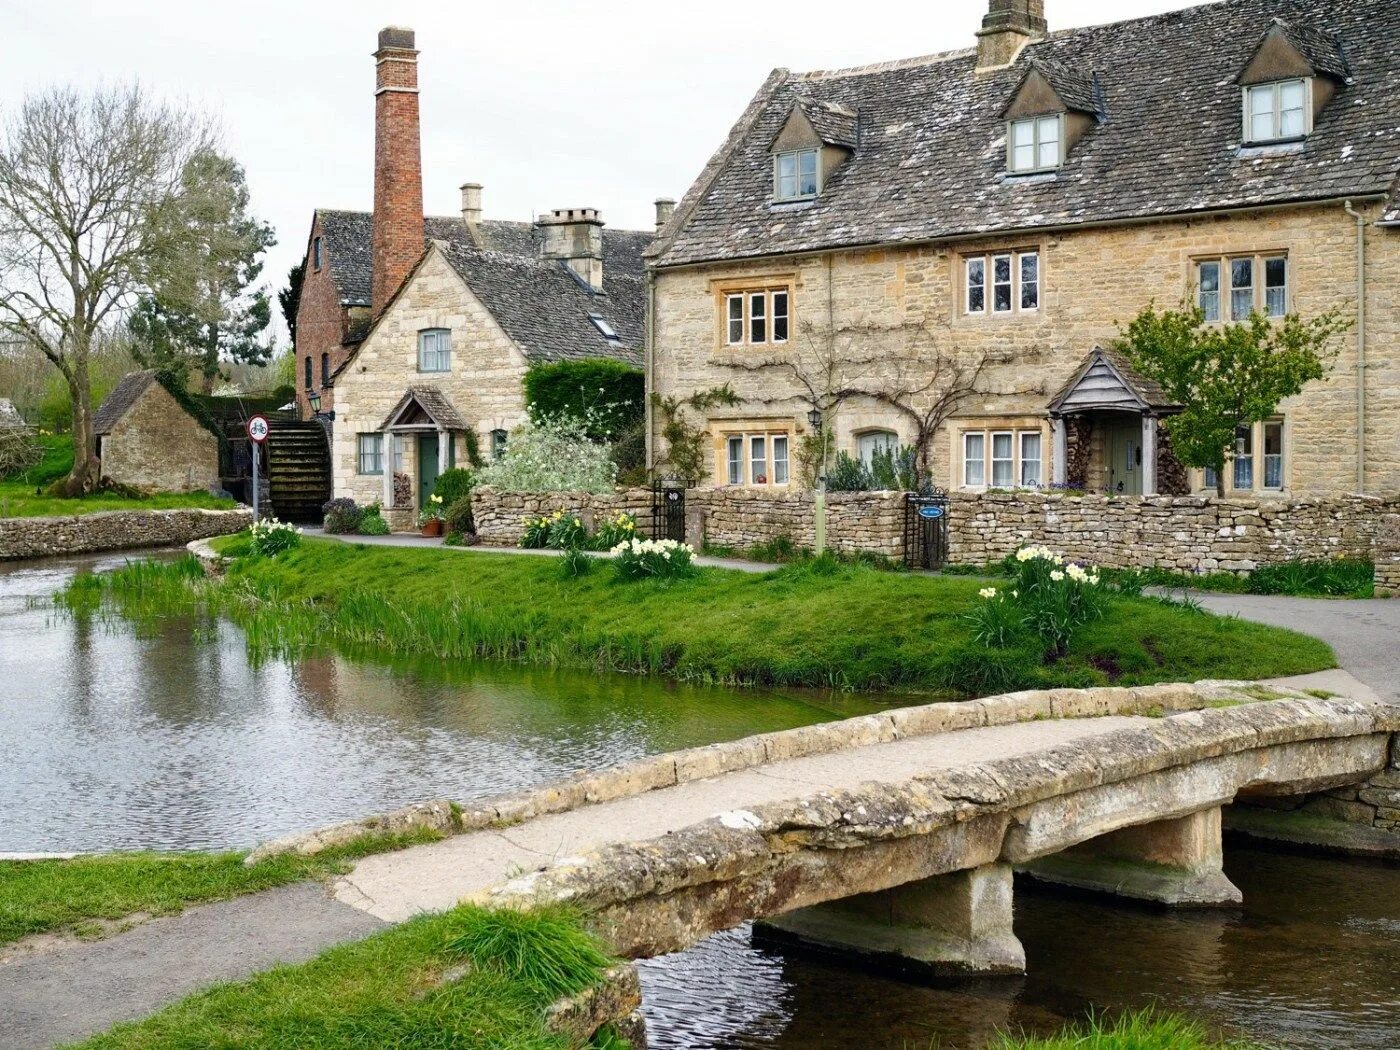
[
  {"left": 521, "top": 514, "right": 552, "bottom": 549},
  {"left": 591, "top": 511, "right": 637, "bottom": 551},
  {"left": 249, "top": 518, "right": 302, "bottom": 557},
  {"left": 417, "top": 493, "right": 445, "bottom": 528},
  {"left": 477, "top": 413, "right": 617, "bottom": 494},
  {"left": 519, "top": 509, "right": 589, "bottom": 550},
  {"left": 611, "top": 537, "right": 696, "bottom": 581},
  {"left": 968, "top": 546, "right": 1107, "bottom": 656}
]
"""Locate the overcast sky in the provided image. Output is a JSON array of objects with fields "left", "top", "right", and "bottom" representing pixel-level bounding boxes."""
[{"left": 1, "top": 0, "right": 1197, "bottom": 343}]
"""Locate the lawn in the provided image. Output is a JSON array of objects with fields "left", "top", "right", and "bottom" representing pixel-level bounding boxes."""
[
  {"left": 0, "top": 434, "right": 234, "bottom": 518},
  {"left": 86, "top": 537, "right": 1335, "bottom": 695},
  {"left": 73, "top": 903, "right": 626, "bottom": 1050},
  {"left": 0, "top": 830, "right": 439, "bottom": 948}
]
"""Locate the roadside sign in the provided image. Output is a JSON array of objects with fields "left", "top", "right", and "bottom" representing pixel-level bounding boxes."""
[
  {"left": 247, "top": 414, "right": 271, "bottom": 444},
  {"left": 917, "top": 505, "right": 944, "bottom": 520}
]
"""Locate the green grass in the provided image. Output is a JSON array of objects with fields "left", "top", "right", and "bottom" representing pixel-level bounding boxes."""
[
  {"left": 1100, "top": 559, "right": 1374, "bottom": 599},
  {"left": 991, "top": 1009, "right": 1266, "bottom": 1049},
  {"left": 74, "top": 904, "right": 624, "bottom": 1049},
  {"left": 70, "top": 538, "right": 1335, "bottom": 695},
  {"left": 0, "top": 435, "right": 234, "bottom": 518},
  {"left": 0, "top": 830, "right": 440, "bottom": 948}
]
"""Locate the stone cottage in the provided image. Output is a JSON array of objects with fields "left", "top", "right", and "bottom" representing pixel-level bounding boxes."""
[
  {"left": 298, "top": 28, "right": 651, "bottom": 522},
  {"left": 93, "top": 371, "right": 221, "bottom": 493},
  {"left": 646, "top": 0, "right": 1400, "bottom": 499}
]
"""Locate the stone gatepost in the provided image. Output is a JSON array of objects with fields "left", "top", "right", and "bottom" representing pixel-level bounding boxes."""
[
  {"left": 1020, "top": 807, "right": 1242, "bottom": 907},
  {"left": 754, "top": 862, "right": 1025, "bottom": 977}
]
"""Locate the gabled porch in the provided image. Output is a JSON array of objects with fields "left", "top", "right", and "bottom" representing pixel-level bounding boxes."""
[
  {"left": 1047, "top": 347, "right": 1184, "bottom": 497},
  {"left": 378, "top": 386, "right": 470, "bottom": 515}
]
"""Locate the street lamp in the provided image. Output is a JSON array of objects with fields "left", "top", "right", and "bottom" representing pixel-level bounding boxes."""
[
  {"left": 807, "top": 408, "right": 823, "bottom": 432},
  {"left": 307, "top": 390, "right": 321, "bottom": 415}
]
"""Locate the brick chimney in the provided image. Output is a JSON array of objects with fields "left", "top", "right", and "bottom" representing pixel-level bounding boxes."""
[
  {"left": 371, "top": 27, "right": 425, "bottom": 315},
  {"left": 460, "top": 182, "right": 483, "bottom": 227},
  {"left": 538, "top": 208, "right": 605, "bottom": 292},
  {"left": 654, "top": 198, "right": 676, "bottom": 230},
  {"left": 976, "top": 0, "right": 1047, "bottom": 71}
]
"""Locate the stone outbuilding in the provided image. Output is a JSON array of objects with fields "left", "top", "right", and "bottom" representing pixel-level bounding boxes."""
[{"left": 93, "top": 371, "right": 222, "bottom": 494}]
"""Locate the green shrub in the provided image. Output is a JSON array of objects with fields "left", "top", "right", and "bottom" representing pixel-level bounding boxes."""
[
  {"left": 358, "top": 507, "right": 390, "bottom": 536},
  {"left": 827, "top": 451, "right": 869, "bottom": 492},
  {"left": 547, "top": 513, "right": 589, "bottom": 550},
  {"left": 249, "top": 519, "right": 302, "bottom": 557},
  {"left": 321, "top": 498, "right": 363, "bottom": 534},
  {"left": 523, "top": 359, "right": 644, "bottom": 440},
  {"left": 478, "top": 415, "right": 617, "bottom": 494},
  {"left": 432, "top": 468, "right": 476, "bottom": 508},
  {"left": 445, "top": 496, "right": 475, "bottom": 537},
  {"left": 611, "top": 537, "right": 696, "bottom": 581},
  {"left": 521, "top": 514, "right": 551, "bottom": 549}
]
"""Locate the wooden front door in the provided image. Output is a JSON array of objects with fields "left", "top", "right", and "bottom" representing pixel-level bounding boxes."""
[
  {"left": 417, "top": 433, "right": 440, "bottom": 508},
  {"left": 1105, "top": 418, "right": 1143, "bottom": 495}
]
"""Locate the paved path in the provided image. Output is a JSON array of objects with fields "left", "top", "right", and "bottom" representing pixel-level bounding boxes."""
[{"left": 0, "top": 716, "right": 1138, "bottom": 1048}]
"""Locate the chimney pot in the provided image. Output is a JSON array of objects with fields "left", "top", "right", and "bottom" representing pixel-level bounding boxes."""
[
  {"left": 460, "top": 183, "right": 482, "bottom": 227},
  {"left": 654, "top": 198, "right": 676, "bottom": 229},
  {"left": 976, "top": 0, "right": 1046, "bottom": 71},
  {"left": 371, "top": 26, "right": 425, "bottom": 314},
  {"left": 538, "top": 208, "right": 606, "bottom": 291}
]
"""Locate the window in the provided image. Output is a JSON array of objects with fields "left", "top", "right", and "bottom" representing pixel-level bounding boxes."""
[
  {"left": 1202, "top": 419, "right": 1285, "bottom": 493},
  {"left": 392, "top": 435, "right": 405, "bottom": 474},
  {"left": 723, "top": 430, "right": 792, "bottom": 486},
  {"left": 721, "top": 287, "right": 791, "bottom": 346},
  {"left": 965, "top": 251, "right": 1039, "bottom": 316},
  {"left": 1197, "top": 254, "right": 1288, "bottom": 322},
  {"left": 775, "top": 149, "right": 819, "bottom": 200},
  {"left": 1245, "top": 79, "right": 1308, "bottom": 143},
  {"left": 1263, "top": 420, "right": 1284, "bottom": 489},
  {"left": 320, "top": 352, "right": 329, "bottom": 387},
  {"left": 962, "top": 427, "right": 1043, "bottom": 489},
  {"left": 357, "top": 433, "right": 384, "bottom": 475},
  {"left": 1019, "top": 431, "right": 1042, "bottom": 487},
  {"left": 304, "top": 355, "right": 313, "bottom": 390},
  {"left": 490, "top": 429, "right": 508, "bottom": 462},
  {"left": 857, "top": 430, "right": 898, "bottom": 466},
  {"left": 312, "top": 236, "right": 323, "bottom": 270},
  {"left": 418, "top": 329, "right": 451, "bottom": 373},
  {"left": 588, "top": 312, "right": 620, "bottom": 342},
  {"left": 1198, "top": 260, "right": 1221, "bottom": 322},
  {"left": 963, "top": 433, "right": 986, "bottom": 487},
  {"left": 1232, "top": 425, "right": 1254, "bottom": 489},
  {"left": 1008, "top": 115, "right": 1062, "bottom": 173}
]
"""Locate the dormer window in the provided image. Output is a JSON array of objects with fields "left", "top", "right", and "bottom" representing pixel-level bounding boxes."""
[
  {"left": 1245, "top": 79, "right": 1309, "bottom": 143},
  {"left": 1008, "top": 115, "right": 1062, "bottom": 174},
  {"left": 775, "top": 149, "right": 819, "bottom": 200}
]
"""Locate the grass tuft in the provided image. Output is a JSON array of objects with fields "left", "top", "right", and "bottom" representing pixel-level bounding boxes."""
[
  {"left": 991, "top": 1008, "right": 1266, "bottom": 1049},
  {"left": 445, "top": 905, "right": 616, "bottom": 1001}
]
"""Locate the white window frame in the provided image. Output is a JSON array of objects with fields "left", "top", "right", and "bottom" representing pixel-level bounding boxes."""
[
  {"left": 965, "top": 250, "right": 1040, "bottom": 316},
  {"left": 722, "top": 430, "right": 793, "bottom": 487},
  {"left": 774, "top": 148, "right": 820, "bottom": 201},
  {"left": 357, "top": 433, "right": 384, "bottom": 475},
  {"left": 417, "top": 328, "right": 451, "bottom": 373},
  {"left": 1201, "top": 418, "right": 1286, "bottom": 495},
  {"left": 1007, "top": 114, "right": 1064, "bottom": 173},
  {"left": 1243, "top": 78, "right": 1311, "bottom": 144},
  {"left": 961, "top": 427, "right": 1044, "bottom": 490},
  {"left": 721, "top": 288, "right": 792, "bottom": 347}
]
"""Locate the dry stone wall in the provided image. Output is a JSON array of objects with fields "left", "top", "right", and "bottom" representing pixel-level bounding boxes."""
[
  {"left": 0, "top": 508, "right": 251, "bottom": 561},
  {"left": 1376, "top": 513, "right": 1400, "bottom": 596},
  {"left": 470, "top": 485, "right": 1394, "bottom": 574}
]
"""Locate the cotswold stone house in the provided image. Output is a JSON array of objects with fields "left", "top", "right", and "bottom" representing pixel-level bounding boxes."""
[
  {"left": 298, "top": 28, "right": 649, "bottom": 519},
  {"left": 93, "top": 371, "right": 221, "bottom": 494},
  {"left": 647, "top": 0, "right": 1399, "bottom": 499}
]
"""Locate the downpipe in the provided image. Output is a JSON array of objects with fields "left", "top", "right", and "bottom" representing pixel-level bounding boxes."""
[{"left": 1343, "top": 200, "right": 1367, "bottom": 495}]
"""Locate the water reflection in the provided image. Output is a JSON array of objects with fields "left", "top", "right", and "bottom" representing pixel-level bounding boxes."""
[
  {"left": 0, "top": 553, "right": 880, "bottom": 853},
  {"left": 638, "top": 848, "right": 1400, "bottom": 1048}
]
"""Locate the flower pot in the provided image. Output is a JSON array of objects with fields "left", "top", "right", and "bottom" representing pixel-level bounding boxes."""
[{"left": 421, "top": 519, "right": 444, "bottom": 538}]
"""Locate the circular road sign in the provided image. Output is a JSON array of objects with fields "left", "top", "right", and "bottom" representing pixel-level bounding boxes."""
[{"left": 247, "top": 414, "right": 271, "bottom": 444}]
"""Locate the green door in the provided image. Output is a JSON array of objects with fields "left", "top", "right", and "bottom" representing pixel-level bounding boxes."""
[
  {"left": 1105, "top": 418, "right": 1143, "bottom": 495},
  {"left": 417, "top": 434, "right": 440, "bottom": 508}
]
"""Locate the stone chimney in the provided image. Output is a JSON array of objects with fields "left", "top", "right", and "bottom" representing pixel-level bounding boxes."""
[
  {"left": 976, "top": 0, "right": 1047, "bottom": 71},
  {"left": 538, "top": 208, "right": 605, "bottom": 292},
  {"left": 460, "top": 182, "right": 483, "bottom": 227},
  {"left": 654, "top": 198, "right": 676, "bottom": 230},
  {"left": 371, "top": 26, "right": 425, "bottom": 315}
]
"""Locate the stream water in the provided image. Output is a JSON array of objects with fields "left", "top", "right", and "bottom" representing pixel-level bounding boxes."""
[{"left": 2, "top": 551, "right": 1397, "bottom": 1047}]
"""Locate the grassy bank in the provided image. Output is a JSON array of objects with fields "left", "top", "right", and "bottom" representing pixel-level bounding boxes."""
[
  {"left": 74, "top": 903, "right": 627, "bottom": 1049},
  {"left": 68, "top": 538, "right": 1335, "bottom": 695},
  {"left": 0, "top": 831, "right": 438, "bottom": 948},
  {"left": 0, "top": 435, "right": 234, "bottom": 518},
  {"left": 992, "top": 1009, "right": 1265, "bottom": 1049}
]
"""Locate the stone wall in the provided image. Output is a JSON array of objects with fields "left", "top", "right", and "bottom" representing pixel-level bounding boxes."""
[
  {"left": 101, "top": 382, "right": 221, "bottom": 494},
  {"left": 470, "top": 486, "right": 1394, "bottom": 574},
  {"left": 1376, "top": 513, "right": 1400, "bottom": 596},
  {"left": 0, "top": 508, "right": 251, "bottom": 561}
]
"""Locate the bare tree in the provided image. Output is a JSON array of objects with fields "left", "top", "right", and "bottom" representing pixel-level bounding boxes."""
[{"left": 0, "top": 85, "right": 217, "bottom": 494}]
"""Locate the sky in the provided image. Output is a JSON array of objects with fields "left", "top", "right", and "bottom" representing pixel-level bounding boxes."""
[{"left": 0, "top": 0, "right": 1198, "bottom": 343}]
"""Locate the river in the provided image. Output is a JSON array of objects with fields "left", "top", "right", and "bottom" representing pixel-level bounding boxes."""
[{"left": 2, "top": 551, "right": 1397, "bottom": 1048}]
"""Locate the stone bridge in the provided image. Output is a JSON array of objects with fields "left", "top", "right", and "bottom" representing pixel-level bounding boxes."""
[{"left": 264, "top": 681, "right": 1400, "bottom": 1031}]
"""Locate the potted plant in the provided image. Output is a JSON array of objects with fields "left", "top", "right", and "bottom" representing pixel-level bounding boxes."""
[{"left": 418, "top": 494, "right": 446, "bottom": 537}]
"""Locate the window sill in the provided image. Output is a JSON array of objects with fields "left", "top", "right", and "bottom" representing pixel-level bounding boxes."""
[
  {"left": 769, "top": 198, "right": 817, "bottom": 212},
  {"left": 1236, "top": 139, "right": 1305, "bottom": 158},
  {"left": 1001, "top": 170, "right": 1060, "bottom": 184}
]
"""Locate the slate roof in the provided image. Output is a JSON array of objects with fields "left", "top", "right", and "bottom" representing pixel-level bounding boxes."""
[
  {"left": 93, "top": 371, "right": 160, "bottom": 435},
  {"left": 380, "top": 386, "right": 469, "bottom": 431},
  {"left": 651, "top": 0, "right": 1400, "bottom": 268},
  {"left": 793, "top": 96, "right": 861, "bottom": 149},
  {"left": 1266, "top": 18, "right": 1351, "bottom": 83},
  {"left": 1049, "top": 347, "right": 1177, "bottom": 415},
  {"left": 1016, "top": 58, "right": 1100, "bottom": 116}
]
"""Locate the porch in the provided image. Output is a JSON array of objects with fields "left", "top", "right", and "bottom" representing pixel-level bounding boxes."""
[{"left": 377, "top": 386, "right": 470, "bottom": 522}]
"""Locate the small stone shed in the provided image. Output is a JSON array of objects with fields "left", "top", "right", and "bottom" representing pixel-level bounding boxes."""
[{"left": 94, "top": 371, "right": 222, "bottom": 493}]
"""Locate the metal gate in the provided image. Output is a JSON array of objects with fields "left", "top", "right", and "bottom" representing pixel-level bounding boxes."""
[
  {"left": 903, "top": 491, "right": 950, "bottom": 570},
  {"left": 651, "top": 485, "right": 686, "bottom": 542}
]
